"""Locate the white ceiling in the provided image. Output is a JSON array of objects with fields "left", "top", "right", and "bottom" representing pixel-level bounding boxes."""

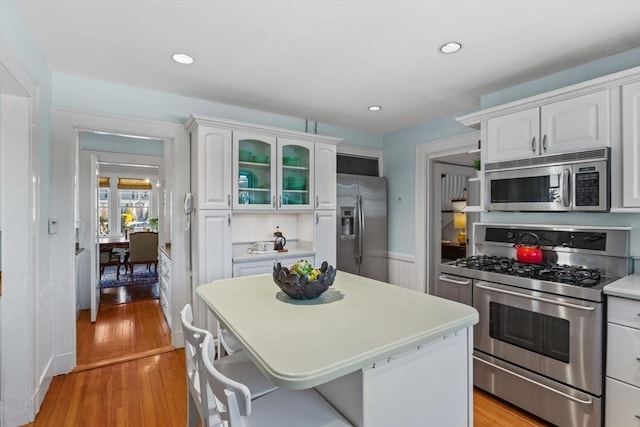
[{"left": 15, "top": 0, "right": 640, "bottom": 134}]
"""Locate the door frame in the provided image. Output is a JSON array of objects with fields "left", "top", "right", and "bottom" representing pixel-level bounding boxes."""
[
  {"left": 51, "top": 108, "right": 190, "bottom": 373},
  {"left": 414, "top": 131, "right": 480, "bottom": 294}
]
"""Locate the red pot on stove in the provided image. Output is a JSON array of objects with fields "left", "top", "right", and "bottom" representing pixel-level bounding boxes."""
[{"left": 514, "top": 232, "right": 543, "bottom": 264}]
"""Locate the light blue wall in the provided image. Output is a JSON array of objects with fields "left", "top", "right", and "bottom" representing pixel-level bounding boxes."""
[
  {"left": 0, "top": 0, "right": 53, "bottom": 289},
  {"left": 382, "top": 47, "right": 640, "bottom": 257},
  {"left": 481, "top": 47, "right": 640, "bottom": 108},
  {"left": 383, "top": 116, "right": 475, "bottom": 255},
  {"left": 53, "top": 73, "right": 383, "bottom": 149}
]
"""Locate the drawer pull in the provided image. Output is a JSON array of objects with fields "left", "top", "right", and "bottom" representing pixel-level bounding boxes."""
[{"left": 636, "top": 415, "right": 640, "bottom": 420}]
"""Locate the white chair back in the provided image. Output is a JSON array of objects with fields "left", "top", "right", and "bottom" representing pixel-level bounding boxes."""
[
  {"left": 202, "top": 333, "right": 251, "bottom": 426},
  {"left": 180, "top": 304, "right": 219, "bottom": 427}
]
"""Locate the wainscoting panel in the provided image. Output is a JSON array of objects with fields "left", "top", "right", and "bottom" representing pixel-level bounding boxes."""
[{"left": 388, "top": 254, "right": 419, "bottom": 292}]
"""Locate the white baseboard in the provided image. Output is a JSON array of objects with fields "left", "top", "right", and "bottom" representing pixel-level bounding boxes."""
[{"left": 388, "top": 253, "right": 420, "bottom": 292}]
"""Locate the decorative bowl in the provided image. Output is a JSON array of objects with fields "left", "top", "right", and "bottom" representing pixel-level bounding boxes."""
[
  {"left": 239, "top": 150, "right": 252, "bottom": 161},
  {"left": 252, "top": 154, "right": 269, "bottom": 163},
  {"left": 287, "top": 176, "right": 306, "bottom": 190},
  {"left": 273, "top": 261, "right": 336, "bottom": 299},
  {"left": 283, "top": 156, "right": 300, "bottom": 166}
]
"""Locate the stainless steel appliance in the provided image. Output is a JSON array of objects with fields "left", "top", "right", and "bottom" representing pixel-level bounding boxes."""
[
  {"left": 337, "top": 174, "right": 387, "bottom": 282},
  {"left": 439, "top": 223, "right": 632, "bottom": 427},
  {"left": 484, "top": 148, "right": 610, "bottom": 212}
]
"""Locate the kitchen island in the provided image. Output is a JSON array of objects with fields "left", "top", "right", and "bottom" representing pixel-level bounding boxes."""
[{"left": 197, "top": 271, "right": 478, "bottom": 426}]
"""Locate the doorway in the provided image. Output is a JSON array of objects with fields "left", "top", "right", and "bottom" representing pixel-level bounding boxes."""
[
  {"left": 414, "top": 131, "right": 480, "bottom": 294},
  {"left": 50, "top": 108, "right": 190, "bottom": 374},
  {"left": 77, "top": 137, "right": 166, "bottom": 367}
]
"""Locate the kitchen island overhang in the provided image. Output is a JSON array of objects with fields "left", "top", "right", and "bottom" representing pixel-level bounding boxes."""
[
  {"left": 197, "top": 271, "right": 478, "bottom": 389},
  {"left": 197, "top": 271, "right": 478, "bottom": 427}
]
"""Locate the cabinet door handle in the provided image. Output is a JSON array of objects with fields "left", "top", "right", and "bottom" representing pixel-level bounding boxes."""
[
  {"left": 279, "top": 195, "right": 282, "bottom": 208},
  {"left": 531, "top": 136, "right": 536, "bottom": 153},
  {"left": 227, "top": 214, "right": 231, "bottom": 226},
  {"left": 272, "top": 196, "right": 276, "bottom": 208},
  {"left": 542, "top": 134, "right": 548, "bottom": 153},
  {"left": 315, "top": 196, "right": 319, "bottom": 208},
  {"left": 316, "top": 213, "right": 319, "bottom": 225},
  {"left": 227, "top": 194, "right": 231, "bottom": 207}
]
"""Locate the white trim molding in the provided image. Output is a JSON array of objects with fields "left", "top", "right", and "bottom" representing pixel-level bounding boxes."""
[
  {"left": 388, "top": 252, "right": 417, "bottom": 292},
  {"left": 415, "top": 131, "right": 480, "bottom": 295}
]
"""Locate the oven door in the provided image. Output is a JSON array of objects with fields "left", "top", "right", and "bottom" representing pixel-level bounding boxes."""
[
  {"left": 473, "top": 280, "right": 603, "bottom": 395},
  {"left": 485, "top": 164, "right": 571, "bottom": 211}
]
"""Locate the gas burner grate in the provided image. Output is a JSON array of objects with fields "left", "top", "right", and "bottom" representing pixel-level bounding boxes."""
[{"left": 455, "top": 255, "right": 602, "bottom": 287}]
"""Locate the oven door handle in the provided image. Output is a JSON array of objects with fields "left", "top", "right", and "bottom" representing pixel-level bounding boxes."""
[
  {"left": 475, "top": 283, "right": 596, "bottom": 311},
  {"left": 438, "top": 275, "right": 471, "bottom": 286},
  {"left": 473, "top": 356, "right": 594, "bottom": 405}
]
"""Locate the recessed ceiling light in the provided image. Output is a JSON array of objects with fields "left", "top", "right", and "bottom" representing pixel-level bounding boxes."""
[
  {"left": 171, "top": 53, "right": 194, "bottom": 65},
  {"left": 367, "top": 105, "right": 382, "bottom": 111},
  {"left": 438, "top": 42, "right": 462, "bottom": 54}
]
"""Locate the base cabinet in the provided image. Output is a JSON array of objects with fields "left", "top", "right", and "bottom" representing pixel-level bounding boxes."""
[
  {"left": 233, "top": 255, "right": 315, "bottom": 278},
  {"left": 158, "top": 247, "right": 172, "bottom": 327},
  {"left": 605, "top": 295, "right": 640, "bottom": 426},
  {"left": 316, "top": 328, "right": 472, "bottom": 427}
]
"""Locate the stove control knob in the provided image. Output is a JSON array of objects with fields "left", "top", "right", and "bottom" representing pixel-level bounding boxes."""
[{"left": 507, "top": 231, "right": 516, "bottom": 241}]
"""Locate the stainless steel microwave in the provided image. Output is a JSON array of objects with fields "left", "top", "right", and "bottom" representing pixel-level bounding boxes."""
[{"left": 484, "top": 148, "right": 610, "bottom": 212}]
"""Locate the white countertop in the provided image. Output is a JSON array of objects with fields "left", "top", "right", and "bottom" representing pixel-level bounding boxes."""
[
  {"left": 604, "top": 273, "right": 640, "bottom": 300},
  {"left": 232, "top": 247, "right": 315, "bottom": 263},
  {"left": 196, "top": 272, "right": 478, "bottom": 389}
]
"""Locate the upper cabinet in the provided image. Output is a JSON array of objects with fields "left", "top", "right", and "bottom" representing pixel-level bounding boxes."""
[
  {"left": 186, "top": 114, "right": 341, "bottom": 212},
  {"left": 622, "top": 81, "right": 640, "bottom": 207},
  {"left": 189, "top": 125, "right": 232, "bottom": 210},
  {"left": 233, "top": 132, "right": 278, "bottom": 210},
  {"left": 486, "top": 90, "right": 610, "bottom": 163},
  {"left": 314, "top": 142, "right": 337, "bottom": 210}
]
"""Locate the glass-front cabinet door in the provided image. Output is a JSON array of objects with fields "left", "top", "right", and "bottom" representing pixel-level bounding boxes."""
[
  {"left": 277, "top": 138, "right": 314, "bottom": 210},
  {"left": 233, "top": 132, "right": 277, "bottom": 210}
]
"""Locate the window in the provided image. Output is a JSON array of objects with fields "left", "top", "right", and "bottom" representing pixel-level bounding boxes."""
[
  {"left": 98, "top": 177, "right": 111, "bottom": 236},
  {"left": 118, "top": 178, "right": 153, "bottom": 234}
]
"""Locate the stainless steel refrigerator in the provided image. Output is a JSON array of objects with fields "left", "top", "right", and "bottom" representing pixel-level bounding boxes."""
[{"left": 337, "top": 174, "right": 388, "bottom": 282}]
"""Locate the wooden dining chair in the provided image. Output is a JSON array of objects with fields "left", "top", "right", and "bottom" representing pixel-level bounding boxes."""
[
  {"left": 201, "top": 333, "right": 352, "bottom": 427},
  {"left": 99, "top": 246, "right": 121, "bottom": 280},
  {"left": 180, "top": 304, "right": 279, "bottom": 427},
  {"left": 127, "top": 231, "right": 158, "bottom": 280}
]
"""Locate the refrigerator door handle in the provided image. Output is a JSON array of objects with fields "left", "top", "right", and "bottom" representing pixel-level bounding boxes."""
[{"left": 357, "top": 194, "right": 364, "bottom": 265}]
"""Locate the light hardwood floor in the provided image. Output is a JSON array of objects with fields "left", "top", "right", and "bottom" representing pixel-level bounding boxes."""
[{"left": 25, "top": 297, "right": 551, "bottom": 426}]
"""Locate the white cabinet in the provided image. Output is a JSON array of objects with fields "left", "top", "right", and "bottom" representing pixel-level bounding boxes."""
[
  {"left": 190, "top": 124, "right": 232, "bottom": 210},
  {"left": 486, "top": 91, "right": 610, "bottom": 163},
  {"left": 314, "top": 142, "right": 337, "bottom": 210},
  {"left": 233, "top": 255, "right": 315, "bottom": 277},
  {"left": 487, "top": 108, "right": 539, "bottom": 162},
  {"left": 278, "top": 138, "right": 314, "bottom": 211},
  {"left": 314, "top": 211, "right": 336, "bottom": 266},
  {"left": 192, "top": 210, "right": 233, "bottom": 286},
  {"left": 605, "top": 295, "right": 640, "bottom": 426},
  {"left": 233, "top": 133, "right": 316, "bottom": 211},
  {"left": 158, "top": 247, "right": 172, "bottom": 327},
  {"left": 622, "top": 81, "right": 640, "bottom": 207}
]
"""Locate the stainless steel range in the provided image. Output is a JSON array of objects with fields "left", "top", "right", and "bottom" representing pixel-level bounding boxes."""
[{"left": 437, "top": 223, "right": 632, "bottom": 427}]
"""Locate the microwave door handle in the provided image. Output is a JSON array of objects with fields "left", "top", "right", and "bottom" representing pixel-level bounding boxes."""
[{"left": 562, "top": 169, "right": 571, "bottom": 207}]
